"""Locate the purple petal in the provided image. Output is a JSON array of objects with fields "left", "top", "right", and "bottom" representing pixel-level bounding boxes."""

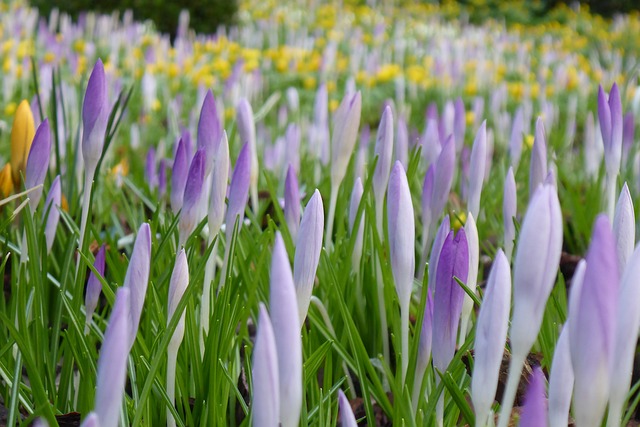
[
  {"left": 170, "top": 138, "right": 189, "bottom": 214},
  {"left": 467, "top": 121, "right": 486, "bottom": 219},
  {"left": 43, "top": 175, "right": 61, "bottom": 253},
  {"left": 548, "top": 324, "right": 573, "bottom": 427},
  {"left": 225, "top": 143, "right": 251, "bottom": 240},
  {"left": 208, "top": 131, "right": 230, "bottom": 236},
  {"left": 338, "top": 390, "right": 358, "bottom": 427},
  {"left": 123, "top": 223, "right": 152, "bottom": 350},
  {"left": 598, "top": 85, "right": 612, "bottom": 152},
  {"left": 252, "top": 304, "right": 280, "bottom": 427},
  {"left": 25, "top": 119, "right": 51, "bottom": 208},
  {"left": 431, "top": 135, "right": 455, "bottom": 221},
  {"left": 529, "top": 117, "right": 547, "bottom": 198},
  {"left": 284, "top": 165, "right": 301, "bottom": 242},
  {"left": 518, "top": 367, "right": 548, "bottom": 427},
  {"left": 453, "top": 97, "right": 466, "bottom": 151},
  {"left": 503, "top": 167, "right": 517, "bottom": 260},
  {"left": 82, "top": 59, "right": 108, "bottom": 171},
  {"left": 179, "top": 148, "right": 206, "bottom": 244},
  {"left": 197, "top": 90, "right": 221, "bottom": 176},
  {"left": 85, "top": 244, "right": 107, "bottom": 333},
  {"left": 428, "top": 215, "right": 451, "bottom": 292},
  {"left": 372, "top": 106, "right": 394, "bottom": 205}
]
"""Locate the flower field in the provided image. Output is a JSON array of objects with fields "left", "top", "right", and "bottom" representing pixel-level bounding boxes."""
[{"left": 1, "top": 0, "right": 640, "bottom": 426}]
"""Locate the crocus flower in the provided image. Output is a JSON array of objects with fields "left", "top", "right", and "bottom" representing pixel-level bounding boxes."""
[
  {"left": 431, "top": 135, "right": 455, "bottom": 224},
  {"left": 10, "top": 99, "right": 35, "bottom": 185},
  {"left": 373, "top": 105, "right": 394, "bottom": 235},
  {"left": 197, "top": 90, "right": 221, "bottom": 176},
  {"left": 471, "top": 249, "right": 511, "bottom": 427},
  {"left": 84, "top": 244, "right": 106, "bottom": 334},
  {"left": 284, "top": 165, "right": 301, "bottom": 242},
  {"left": 519, "top": 367, "right": 548, "bottom": 427},
  {"left": 326, "top": 91, "right": 362, "bottom": 247},
  {"left": 0, "top": 164, "right": 14, "bottom": 198},
  {"left": 529, "top": 118, "right": 547, "bottom": 199},
  {"left": 422, "top": 117, "right": 441, "bottom": 169},
  {"left": 123, "top": 223, "right": 152, "bottom": 350},
  {"left": 236, "top": 99, "right": 259, "bottom": 214},
  {"left": 599, "top": 84, "right": 623, "bottom": 218},
  {"left": 179, "top": 148, "right": 206, "bottom": 245},
  {"left": 432, "top": 228, "right": 469, "bottom": 374},
  {"left": 81, "top": 59, "right": 108, "bottom": 179},
  {"left": 396, "top": 115, "right": 409, "bottom": 169},
  {"left": 548, "top": 324, "right": 573, "bottom": 427},
  {"left": 428, "top": 215, "right": 451, "bottom": 293},
  {"left": 388, "top": 161, "right": 415, "bottom": 382},
  {"left": 459, "top": 212, "right": 478, "bottom": 346},
  {"left": 609, "top": 244, "right": 640, "bottom": 427},
  {"left": 94, "top": 287, "right": 130, "bottom": 427},
  {"left": 338, "top": 390, "right": 357, "bottom": 427},
  {"left": 419, "top": 164, "right": 436, "bottom": 278},
  {"left": 293, "top": 190, "right": 324, "bottom": 324},
  {"left": 158, "top": 159, "right": 167, "bottom": 198},
  {"left": 412, "top": 289, "right": 433, "bottom": 409},
  {"left": 467, "top": 121, "right": 486, "bottom": 219},
  {"left": 225, "top": 142, "right": 251, "bottom": 241},
  {"left": 509, "top": 107, "right": 524, "bottom": 171},
  {"left": 570, "top": 215, "right": 618, "bottom": 427},
  {"left": 43, "top": 175, "right": 61, "bottom": 253},
  {"left": 170, "top": 137, "right": 189, "bottom": 214},
  {"left": 503, "top": 167, "right": 517, "bottom": 261},
  {"left": 252, "top": 304, "right": 280, "bottom": 427},
  {"left": 25, "top": 119, "right": 51, "bottom": 209},
  {"left": 498, "top": 183, "right": 562, "bottom": 427},
  {"left": 349, "top": 178, "right": 364, "bottom": 273},
  {"left": 80, "top": 413, "right": 100, "bottom": 427},
  {"left": 269, "top": 233, "right": 302, "bottom": 427},
  {"left": 613, "top": 183, "right": 634, "bottom": 274},
  {"left": 167, "top": 249, "right": 189, "bottom": 427}
]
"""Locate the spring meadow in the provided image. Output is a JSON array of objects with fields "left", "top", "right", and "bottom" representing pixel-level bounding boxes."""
[{"left": 2, "top": 0, "right": 640, "bottom": 425}]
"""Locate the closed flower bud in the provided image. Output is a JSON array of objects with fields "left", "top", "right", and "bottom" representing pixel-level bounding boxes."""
[
  {"left": 42, "top": 175, "right": 62, "bottom": 253},
  {"left": 179, "top": 148, "right": 206, "bottom": 245},
  {"left": 519, "top": 367, "right": 548, "bottom": 427},
  {"left": 123, "top": 223, "right": 152, "bottom": 350},
  {"left": 170, "top": 138, "right": 190, "bottom": 214},
  {"left": 25, "top": 119, "right": 51, "bottom": 209},
  {"left": 252, "top": 304, "right": 280, "bottom": 427},
  {"left": 81, "top": 59, "right": 108, "bottom": 176},
  {"left": 284, "top": 165, "right": 301, "bottom": 242},
  {"left": 225, "top": 143, "right": 251, "bottom": 241},
  {"left": 613, "top": 182, "right": 634, "bottom": 274},
  {"left": 84, "top": 244, "right": 106, "bottom": 334},
  {"left": 197, "top": 90, "right": 221, "bottom": 176},
  {"left": 10, "top": 100, "right": 35, "bottom": 185},
  {"left": 330, "top": 91, "right": 362, "bottom": 187},
  {"left": 467, "top": 121, "right": 486, "bottom": 219},
  {"left": 338, "top": 390, "right": 357, "bottom": 427},
  {"left": 529, "top": 118, "right": 547, "bottom": 199},
  {"left": 208, "top": 131, "right": 230, "bottom": 236}
]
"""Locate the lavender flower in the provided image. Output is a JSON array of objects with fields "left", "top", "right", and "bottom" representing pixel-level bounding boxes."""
[
  {"left": 81, "top": 59, "right": 108, "bottom": 178},
  {"left": 373, "top": 105, "right": 394, "bottom": 235},
  {"left": 236, "top": 99, "right": 259, "bottom": 214},
  {"left": 412, "top": 289, "right": 433, "bottom": 409},
  {"left": 284, "top": 165, "right": 301, "bottom": 242},
  {"left": 269, "top": 233, "right": 302, "bottom": 427},
  {"left": 224, "top": 143, "right": 251, "bottom": 242},
  {"left": 293, "top": 190, "right": 324, "bottom": 324},
  {"left": 338, "top": 390, "right": 357, "bottom": 427},
  {"left": 25, "top": 119, "right": 51, "bottom": 209},
  {"left": 459, "top": 212, "right": 478, "bottom": 346},
  {"left": 94, "top": 287, "right": 130, "bottom": 427},
  {"left": 178, "top": 148, "right": 206, "bottom": 245},
  {"left": 197, "top": 90, "right": 221, "bottom": 176},
  {"left": 42, "top": 175, "right": 61, "bottom": 253},
  {"left": 123, "top": 223, "right": 152, "bottom": 350},
  {"left": 467, "top": 121, "right": 486, "bottom": 219},
  {"left": 613, "top": 182, "right": 634, "bottom": 274},
  {"left": 170, "top": 138, "right": 189, "bottom": 214},
  {"left": 471, "top": 249, "right": 511, "bottom": 427},
  {"left": 252, "top": 304, "right": 280, "bottom": 427},
  {"left": 529, "top": 118, "right": 547, "bottom": 199},
  {"left": 84, "top": 244, "right": 106, "bottom": 334},
  {"left": 548, "top": 324, "right": 573, "bottom": 427},
  {"left": 503, "top": 167, "right": 517, "bottom": 261},
  {"left": 208, "top": 131, "right": 230, "bottom": 237},
  {"left": 570, "top": 215, "right": 618, "bottom": 427},
  {"left": 519, "top": 367, "right": 548, "bottom": 427},
  {"left": 431, "top": 135, "right": 455, "bottom": 223}
]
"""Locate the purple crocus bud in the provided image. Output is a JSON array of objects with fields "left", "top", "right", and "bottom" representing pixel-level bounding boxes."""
[
  {"left": 396, "top": 115, "right": 409, "bottom": 169},
  {"left": 428, "top": 215, "right": 451, "bottom": 292},
  {"left": 467, "top": 121, "right": 486, "bottom": 219},
  {"left": 236, "top": 99, "right": 259, "bottom": 213},
  {"left": 421, "top": 165, "right": 435, "bottom": 243},
  {"left": 81, "top": 59, "right": 108, "bottom": 176},
  {"left": 94, "top": 287, "right": 130, "bottom": 427},
  {"left": 622, "top": 112, "right": 634, "bottom": 163},
  {"left": 338, "top": 390, "right": 357, "bottom": 427},
  {"left": 459, "top": 213, "right": 478, "bottom": 345},
  {"left": 509, "top": 107, "right": 524, "bottom": 171},
  {"left": 548, "top": 324, "right": 573, "bottom": 427},
  {"left": 293, "top": 190, "right": 324, "bottom": 324},
  {"left": 158, "top": 159, "right": 167, "bottom": 198},
  {"left": 431, "top": 135, "right": 455, "bottom": 223},
  {"left": 519, "top": 367, "right": 548, "bottom": 427},
  {"left": 285, "top": 124, "right": 301, "bottom": 175},
  {"left": 208, "top": 131, "right": 230, "bottom": 236},
  {"left": 225, "top": 143, "right": 251, "bottom": 241},
  {"left": 349, "top": 178, "right": 364, "bottom": 272},
  {"left": 145, "top": 148, "right": 157, "bottom": 192},
  {"left": 599, "top": 83, "right": 623, "bottom": 176},
  {"left": 284, "top": 165, "right": 301, "bottom": 242},
  {"left": 252, "top": 304, "right": 280, "bottom": 427},
  {"left": 372, "top": 106, "right": 394, "bottom": 233},
  {"left": 388, "top": 162, "right": 415, "bottom": 311},
  {"left": 453, "top": 97, "right": 466, "bottom": 152},
  {"left": 503, "top": 167, "right": 517, "bottom": 261},
  {"left": 168, "top": 248, "right": 189, "bottom": 344},
  {"left": 529, "top": 118, "right": 548, "bottom": 199},
  {"left": 432, "top": 228, "right": 469, "bottom": 374},
  {"left": 511, "top": 183, "right": 562, "bottom": 360},
  {"left": 330, "top": 91, "right": 362, "bottom": 187},
  {"left": 179, "top": 148, "right": 206, "bottom": 245},
  {"left": 471, "top": 249, "right": 511, "bottom": 427},
  {"left": 413, "top": 289, "right": 433, "bottom": 407},
  {"left": 123, "top": 223, "right": 152, "bottom": 350},
  {"left": 269, "top": 233, "right": 302, "bottom": 427},
  {"left": 84, "top": 244, "right": 106, "bottom": 334},
  {"left": 422, "top": 118, "right": 441, "bottom": 169},
  {"left": 569, "top": 215, "right": 618, "bottom": 427},
  {"left": 25, "top": 119, "right": 51, "bottom": 209},
  {"left": 609, "top": 244, "right": 640, "bottom": 426},
  {"left": 170, "top": 138, "right": 189, "bottom": 214},
  {"left": 80, "top": 413, "right": 100, "bottom": 427},
  {"left": 613, "top": 182, "right": 635, "bottom": 274},
  {"left": 42, "top": 175, "right": 61, "bottom": 253},
  {"left": 197, "top": 90, "right": 221, "bottom": 176}
]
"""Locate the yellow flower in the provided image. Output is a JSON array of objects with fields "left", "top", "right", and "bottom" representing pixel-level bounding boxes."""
[
  {"left": 451, "top": 211, "right": 467, "bottom": 231},
  {"left": 10, "top": 100, "right": 35, "bottom": 185},
  {"left": 524, "top": 134, "right": 535, "bottom": 149},
  {"left": 376, "top": 64, "right": 401, "bottom": 83},
  {"left": 0, "top": 164, "right": 13, "bottom": 198},
  {"left": 4, "top": 102, "right": 16, "bottom": 116},
  {"left": 303, "top": 76, "right": 317, "bottom": 90},
  {"left": 465, "top": 111, "right": 475, "bottom": 127},
  {"left": 329, "top": 99, "right": 339, "bottom": 112}
]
